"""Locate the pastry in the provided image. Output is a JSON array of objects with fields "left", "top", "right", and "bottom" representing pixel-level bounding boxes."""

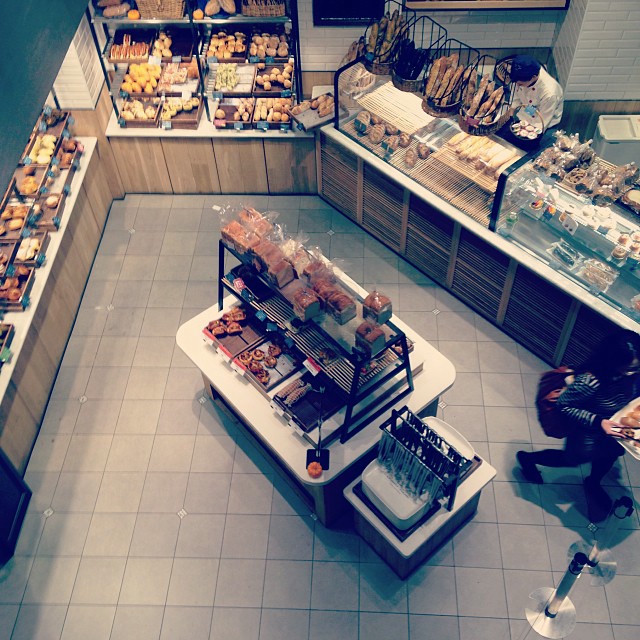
[
  {"left": 283, "top": 383, "right": 310, "bottom": 407},
  {"left": 252, "top": 348, "right": 265, "bottom": 361},
  {"left": 255, "top": 370, "right": 270, "bottom": 385},
  {"left": 385, "top": 123, "right": 399, "bottom": 135},
  {"left": 363, "top": 290, "right": 392, "bottom": 324},
  {"left": 368, "top": 124, "right": 385, "bottom": 144},
  {"left": 356, "top": 321, "right": 386, "bottom": 357},
  {"left": 530, "top": 199, "right": 544, "bottom": 211},
  {"left": 237, "top": 351, "right": 253, "bottom": 365},
  {"left": 355, "top": 111, "right": 371, "bottom": 128},
  {"left": 212, "top": 325, "right": 226, "bottom": 337},
  {"left": 265, "top": 356, "right": 277, "bottom": 368},
  {"left": 405, "top": 148, "right": 417, "bottom": 168},
  {"left": 278, "top": 378, "right": 304, "bottom": 400},
  {"left": 248, "top": 360, "right": 263, "bottom": 373},
  {"left": 268, "top": 344, "right": 282, "bottom": 358},
  {"left": 416, "top": 143, "right": 430, "bottom": 160},
  {"left": 384, "top": 136, "right": 399, "bottom": 152},
  {"left": 45, "top": 195, "right": 59, "bottom": 209},
  {"left": 612, "top": 245, "right": 628, "bottom": 260},
  {"left": 226, "top": 321, "right": 243, "bottom": 335},
  {"left": 397, "top": 133, "right": 411, "bottom": 148},
  {"left": 20, "top": 177, "right": 38, "bottom": 195}
]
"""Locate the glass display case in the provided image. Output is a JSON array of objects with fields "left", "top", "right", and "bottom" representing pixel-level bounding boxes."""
[{"left": 494, "top": 158, "right": 640, "bottom": 322}]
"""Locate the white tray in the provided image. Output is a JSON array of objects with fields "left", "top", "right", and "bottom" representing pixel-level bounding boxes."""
[{"left": 611, "top": 397, "right": 640, "bottom": 461}]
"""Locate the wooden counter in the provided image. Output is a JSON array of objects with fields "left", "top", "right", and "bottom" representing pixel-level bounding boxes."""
[
  {"left": 0, "top": 139, "right": 113, "bottom": 474},
  {"left": 319, "top": 127, "right": 636, "bottom": 366},
  {"left": 106, "top": 112, "right": 317, "bottom": 195}
]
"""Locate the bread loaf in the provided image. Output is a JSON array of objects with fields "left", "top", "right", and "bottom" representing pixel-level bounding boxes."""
[
  {"left": 435, "top": 66, "right": 454, "bottom": 100},
  {"left": 103, "top": 2, "right": 130, "bottom": 17},
  {"left": 442, "top": 65, "right": 464, "bottom": 106},
  {"left": 468, "top": 74, "right": 489, "bottom": 117},
  {"left": 425, "top": 58, "right": 443, "bottom": 97},
  {"left": 460, "top": 137, "right": 491, "bottom": 161},
  {"left": 368, "top": 124, "right": 385, "bottom": 144},
  {"left": 487, "top": 149, "right": 516, "bottom": 172},
  {"left": 449, "top": 132, "right": 469, "bottom": 147}
]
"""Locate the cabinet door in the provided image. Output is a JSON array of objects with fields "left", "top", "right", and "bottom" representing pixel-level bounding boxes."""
[
  {"left": 362, "top": 165, "right": 404, "bottom": 252},
  {"left": 213, "top": 139, "right": 268, "bottom": 194},
  {"left": 320, "top": 133, "right": 358, "bottom": 221},
  {"left": 264, "top": 139, "right": 317, "bottom": 194},
  {"left": 162, "top": 139, "right": 221, "bottom": 194},
  {"left": 0, "top": 448, "right": 31, "bottom": 564},
  {"left": 110, "top": 138, "right": 172, "bottom": 193}
]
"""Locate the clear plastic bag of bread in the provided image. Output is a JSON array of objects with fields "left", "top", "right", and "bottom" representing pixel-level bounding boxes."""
[
  {"left": 237, "top": 206, "right": 279, "bottom": 239},
  {"left": 557, "top": 151, "right": 580, "bottom": 172},
  {"left": 613, "top": 162, "right": 640, "bottom": 186},
  {"left": 362, "top": 284, "right": 393, "bottom": 325},
  {"left": 553, "top": 130, "right": 579, "bottom": 152},
  {"left": 303, "top": 246, "right": 335, "bottom": 284},
  {"left": 572, "top": 139, "right": 596, "bottom": 167},
  {"left": 575, "top": 164, "right": 600, "bottom": 194},
  {"left": 217, "top": 203, "right": 260, "bottom": 255}
]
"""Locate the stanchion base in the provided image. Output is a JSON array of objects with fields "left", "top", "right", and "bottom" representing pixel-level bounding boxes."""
[
  {"left": 568, "top": 541, "right": 617, "bottom": 585},
  {"left": 526, "top": 587, "right": 577, "bottom": 639}
]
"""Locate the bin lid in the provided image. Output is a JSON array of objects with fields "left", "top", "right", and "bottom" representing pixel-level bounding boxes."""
[{"left": 598, "top": 115, "right": 640, "bottom": 142}]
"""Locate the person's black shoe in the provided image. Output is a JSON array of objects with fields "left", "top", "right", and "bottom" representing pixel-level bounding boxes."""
[
  {"left": 584, "top": 476, "right": 612, "bottom": 522},
  {"left": 516, "top": 450, "right": 543, "bottom": 484}
]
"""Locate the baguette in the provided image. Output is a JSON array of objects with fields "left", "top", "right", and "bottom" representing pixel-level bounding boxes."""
[
  {"left": 487, "top": 149, "right": 516, "bottom": 171},
  {"left": 467, "top": 139, "right": 495, "bottom": 162},
  {"left": 478, "top": 142, "right": 503, "bottom": 163},
  {"left": 454, "top": 135, "right": 477, "bottom": 154},
  {"left": 464, "top": 72, "right": 477, "bottom": 110},
  {"left": 476, "top": 86, "right": 502, "bottom": 119},
  {"left": 442, "top": 65, "right": 464, "bottom": 105},
  {"left": 430, "top": 56, "right": 450, "bottom": 98},
  {"left": 494, "top": 156, "right": 518, "bottom": 178},
  {"left": 449, "top": 131, "right": 469, "bottom": 147},
  {"left": 460, "top": 137, "right": 491, "bottom": 161},
  {"left": 425, "top": 58, "right": 444, "bottom": 98},
  {"left": 468, "top": 74, "right": 490, "bottom": 117},
  {"left": 435, "top": 66, "right": 455, "bottom": 100}
]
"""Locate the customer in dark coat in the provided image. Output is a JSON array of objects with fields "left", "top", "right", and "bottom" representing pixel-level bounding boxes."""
[{"left": 517, "top": 329, "right": 640, "bottom": 520}]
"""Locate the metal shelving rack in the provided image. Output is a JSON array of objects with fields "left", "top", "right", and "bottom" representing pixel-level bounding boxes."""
[
  {"left": 87, "top": 0, "right": 304, "bottom": 124},
  {"left": 216, "top": 239, "right": 415, "bottom": 446}
]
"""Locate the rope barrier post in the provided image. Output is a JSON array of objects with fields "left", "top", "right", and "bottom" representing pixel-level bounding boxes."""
[
  {"left": 567, "top": 496, "right": 634, "bottom": 585},
  {"left": 525, "top": 552, "right": 588, "bottom": 639}
]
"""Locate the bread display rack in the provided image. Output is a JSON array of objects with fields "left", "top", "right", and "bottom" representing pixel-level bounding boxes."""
[{"left": 215, "top": 238, "right": 417, "bottom": 446}]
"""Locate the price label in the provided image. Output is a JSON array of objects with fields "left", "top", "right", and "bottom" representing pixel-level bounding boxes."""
[
  {"left": 68, "top": 116, "right": 75, "bottom": 126},
  {"left": 270, "top": 401, "right": 285, "bottom": 417},
  {"left": 38, "top": 121, "right": 47, "bottom": 132},
  {"left": 51, "top": 157, "right": 60, "bottom": 166},
  {"left": 203, "top": 333, "right": 214, "bottom": 347},
  {"left": 52, "top": 216, "right": 61, "bottom": 228},
  {"left": 207, "top": 56, "right": 219, "bottom": 63},
  {"left": 43, "top": 105, "right": 52, "bottom": 116},
  {"left": 172, "top": 56, "right": 182, "bottom": 63},
  {"left": 62, "top": 129, "right": 70, "bottom": 139},
  {"left": 296, "top": 122, "right": 305, "bottom": 131},
  {"left": 0, "top": 347, "right": 12, "bottom": 363},
  {"left": 212, "top": 91, "right": 224, "bottom": 101},
  {"left": 279, "top": 124, "right": 290, "bottom": 133},
  {"left": 240, "top": 289, "right": 254, "bottom": 302},
  {"left": 162, "top": 120, "right": 172, "bottom": 130},
  {"left": 23, "top": 156, "right": 31, "bottom": 165},
  {"left": 255, "top": 310, "right": 267, "bottom": 322},
  {"left": 257, "top": 121, "right": 268, "bottom": 131},
  {"left": 249, "top": 56, "right": 259, "bottom": 63},
  {"left": 217, "top": 345, "right": 232, "bottom": 362},
  {"left": 120, "top": 90, "right": 130, "bottom": 99},
  {"left": 354, "top": 119, "right": 367, "bottom": 134},
  {"left": 63, "top": 185, "right": 71, "bottom": 195},
  {"left": 149, "top": 55, "right": 161, "bottom": 65},
  {"left": 292, "top": 423, "right": 304, "bottom": 437},
  {"left": 266, "top": 322, "right": 277, "bottom": 332},
  {"left": 36, "top": 253, "right": 46, "bottom": 267},
  {"left": 281, "top": 89, "right": 291, "bottom": 98},
  {"left": 231, "top": 360, "right": 246, "bottom": 376},
  {"left": 181, "top": 90, "right": 192, "bottom": 100},
  {"left": 118, "top": 117, "right": 126, "bottom": 128},
  {"left": 284, "top": 337, "right": 294, "bottom": 348},
  {"left": 559, "top": 211, "right": 578, "bottom": 235},
  {"left": 265, "top": 56, "right": 275, "bottom": 64},
  {"left": 303, "top": 357, "right": 321, "bottom": 376},
  {"left": 234, "top": 122, "right": 244, "bottom": 130},
  {"left": 5, "top": 265, "right": 15, "bottom": 277},
  {"left": 20, "top": 228, "right": 31, "bottom": 239}
]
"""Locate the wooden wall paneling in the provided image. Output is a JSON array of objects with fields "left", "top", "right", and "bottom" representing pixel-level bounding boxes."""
[
  {"left": 446, "top": 223, "right": 461, "bottom": 289},
  {"left": 264, "top": 138, "right": 317, "bottom": 194},
  {"left": 109, "top": 137, "right": 172, "bottom": 194},
  {"left": 362, "top": 164, "right": 404, "bottom": 252},
  {"left": 213, "top": 139, "right": 268, "bottom": 193},
  {"left": 162, "top": 138, "right": 221, "bottom": 194},
  {"left": 0, "top": 382, "right": 39, "bottom": 473},
  {"left": 553, "top": 299, "right": 580, "bottom": 366},
  {"left": 560, "top": 303, "right": 618, "bottom": 368},
  {"left": 71, "top": 85, "right": 124, "bottom": 199},
  {"left": 399, "top": 188, "right": 410, "bottom": 254},
  {"left": 302, "top": 71, "right": 335, "bottom": 99},
  {"left": 496, "top": 259, "right": 518, "bottom": 325},
  {"left": 561, "top": 100, "right": 640, "bottom": 141},
  {"left": 79, "top": 151, "right": 113, "bottom": 230},
  {"left": 315, "top": 133, "right": 323, "bottom": 194},
  {"left": 356, "top": 157, "right": 364, "bottom": 225},
  {"left": 65, "top": 187, "right": 102, "bottom": 274}
]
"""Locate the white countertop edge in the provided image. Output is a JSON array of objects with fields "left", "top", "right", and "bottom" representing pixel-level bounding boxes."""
[
  {"left": 0, "top": 138, "right": 97, "bottom": 404},
  {"left": 344, "top": 460, "right": 496, "bottom": 558},
  {"left": 322, "top": 126, "right": 639, "bottom": 332},
  {"left": 176, "top": 287, "right": 456, "bottom": 486},
  {"left": 105, "top": 110, "right": 313, "bottom": 139}
]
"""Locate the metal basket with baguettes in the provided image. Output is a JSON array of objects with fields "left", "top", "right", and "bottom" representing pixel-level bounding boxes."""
[{"left": 241, "top": 0, "right": 286, "bottom": 17}]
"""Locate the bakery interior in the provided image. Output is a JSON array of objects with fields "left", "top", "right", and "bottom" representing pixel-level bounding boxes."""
[{"left": 1, "top": 1, "right": 640, "bottom": 639}]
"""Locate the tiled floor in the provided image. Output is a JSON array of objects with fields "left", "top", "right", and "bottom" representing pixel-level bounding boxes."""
[{"left": 1, "top": 194, "right": 639, "bottom": 640}]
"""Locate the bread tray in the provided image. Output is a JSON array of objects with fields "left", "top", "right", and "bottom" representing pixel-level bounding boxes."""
[
  {"left": 213, "top": 99, "right": 255, "bottom": 130},
  {"left": 287, "top": 93, "right": 339, "bottom": 132},
  {"left": 611, "top": 397, "right": 640, "bottom": 461},
  {"left": 205, "top": 30, "right": 248, "bottom": 65},
  {"left": 0, "top": 239, "right": 18, "bottom": 277},
  {"left": 0, "top": 266, "right": 34, "bottom": 311},
  {"left": 13, "top": 165, "right": 47, "bottom": 198},
  {"left": 119, "top": 99, "right": 162, "bottom": 128},
  {"left": 0, "top": 323, "right": 14, "bottom": 368},
  {"left": 202, "top": 307, "right": 264, "bottom": 358},
  {"left": 252, "top": 99, "right": 293, "bottom": 131},
  {"left": 161, "top": 99, "right": 203, "bottom": 130},
  {"left": 208, "top": 63, "right": 256, "bottom": 98},
  {"left": 106, "top": 28, "right": 154, "bottom": 64},
  {"left": 234, "top": 337, "right": 301, "bottom": 396},
  {"left": 31, "top": 193, "right": 66, "bottom": 232},
  {"left": 13, "top": 231, "right": 50, "bottom": 268}
]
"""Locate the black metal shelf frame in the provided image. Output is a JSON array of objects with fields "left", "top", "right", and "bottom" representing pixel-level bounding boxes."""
[{"left": 216, "top": 239, "right": 415, "bottom": 446}]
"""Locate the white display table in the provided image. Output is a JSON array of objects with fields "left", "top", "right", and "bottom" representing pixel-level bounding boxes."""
[{"left": 176, "top": 273, "right": 456, "bottom": 524}]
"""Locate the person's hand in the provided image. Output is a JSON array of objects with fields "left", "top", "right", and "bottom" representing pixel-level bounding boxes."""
[{"left": 601, "top": 419, "right": 625, "bottom": 437}]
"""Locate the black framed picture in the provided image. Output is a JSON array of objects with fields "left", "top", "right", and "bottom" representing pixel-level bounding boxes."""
[{"left": 312, "top": 0, "right": 385, "bottom": 26}]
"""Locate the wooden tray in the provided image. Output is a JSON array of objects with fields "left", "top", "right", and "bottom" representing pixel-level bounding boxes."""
[
  {"left": 0, "top": 266, "right": 35, "bottom": 311},
  {"left": 0, "top": 238, "right": 18, "bottom": 276},
  {"left": 166, "top": 99, "right": 203, "bottom": 130},
  {"left": 107, "top": 29, "right": 154, "bottom": 64},
  {"left": 252, "top": 98, "right": 293, "bottom": 130},
  {"left": 13, "top": 231, "right": 49, "bottom": 268},
  {"left": 32, "top": 193, "right": 65, "bottom": 231},
  {"left": 22, "top": 133, "right": 59, "bottom": 168},
  {"left": 0, "top": 323, "right": 14, "bottom": 368},
  {"left": 22, "top": 111, "right": 69, "bottom": 165},
  {"left": 247, "top": 28, "right": 290, "bottom": 65},
  {"left": 158, "top": 27, "right": 194, "bottom": 63},
  {"left": 213, "top": 98, "right": 255, "bottom": 130},
  {"left": 234, "top": 337, "right": 301, "bottom": 394},
  {"left": 252, "top": 68, "right": 293, "bottom": 98},
  {"left": 13, "top": 165, "right": 47, "bottom": 197},
  {"left": 208, "top": 63, "right": 256, "bottom": 98},
  {"left": 288, "top": 93, "right": 337, "bottom": 132},
  {"left": 119, "top": 99, "right": 161, "bottom": 128},
  {"left": 202, "top": 308, "right": 264, "bottom": 358},
  {"left": 205, "top": 30, "right": 248, "bottom": 64}
]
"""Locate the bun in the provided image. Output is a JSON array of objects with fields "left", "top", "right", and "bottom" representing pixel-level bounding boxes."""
[{"left": 620, "top": 416, "right": 640, "bottom": 428}]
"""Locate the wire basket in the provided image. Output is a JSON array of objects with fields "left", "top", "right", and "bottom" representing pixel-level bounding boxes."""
[
  {"left": 458, "top": 54, "right": 513, "bottom": 136},
  {"left": 362, "top": 1, "right": 416, "bottom": 75},
  {"left": 337, "top": 62, "right": 376, "bottom": 110},
  {"left": 391, "top": 15, "right": 446, "bottom": 93},
  {"left": 136, "top": 0, "right": 185, "bottom": 19},
  {"left": 422, "top": 38, "right": 479, "bottom": 118},
  {"left": 241, "top": 0, "right": 286, "bottom": 17},
  {"left": 509, "top": 105, "right": 546, "bottom": 142}
]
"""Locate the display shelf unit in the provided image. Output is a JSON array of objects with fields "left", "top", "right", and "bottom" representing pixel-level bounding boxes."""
[
  {"left": 89, "top": 0, "right": 303, "bottom": 126},
  {"left": 216, "top": 238, "right": 415, "bottom": 445}
]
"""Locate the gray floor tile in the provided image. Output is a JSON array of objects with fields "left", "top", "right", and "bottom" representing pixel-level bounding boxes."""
[
  {"left": 134, "top": 207, "right": 170, "bottom": 231},
  {"left": 259, "top": 608, "right": 309, "bottom": 640},
  {"left": 10, "top": 604, "right": 67, "bottom": 640},
  {"left": 166, "top": 558, "right": 218, "bottom": 606},
  {"left": 494, "top": 481, "right": 545, "bottom": 525},
  {"left": 331, "top": 233, "right": 364, "bottom": 258},
  {"left": 111, "top": 279, "right": 152, "bottom": 308},
  {"left": 80, "top": 279, "right": 116, "bottom": 310},
  {"left": 436, "top": 311, "right": 477, "bottom": 341},
  {"left": 503, "top": 569, "right": 553, "bottom": 619},
  {"left": 0, "top": 607, "right": 15, "bottom": 640},
  {"left": 167, "top": 208, "right": 203, "bottom": 232},
  {"left": 456, "top": 567, "right": 507, "bottom": 618},
  {"left": 194, "top": 232, "right": 218, "bottom": 256},
  {"left": 443, "top": 372, "right": 484, "bottom": 406},
  {"left": 210, "top": 607, "right": 261, "bottom": 640},
  {"left": 94, "top": 472, "right": 145, "bottom": 513},
  {"left": 267, "top": 515, "right": 314, "bottom": 561},
  {"left": 129, "top": 513, "right": 180, "bottom": 557},
  {"left": 183, "top": 281, "right": 215, "bottom": 310},
  {"left": 106, "top": 435, "right": 153, "bottom": 472},
  {"left": 311, "top": 561, "right": 359, "bottom": 611},
  {"left": 39, "top": 401, "right": 80, "bottom": 435},
  {"left": 359, "top": 612, "right": 409, "bottom": 640},
  {"left": 475, "top": 315, "right": 515, "bottom": 342},
  {"left": 410, "top": 614, "right": 460, "bottom": 640},
  {"left": 452, "top": 522, "right": 502, "bottom": 569},
  {"left": 397, "top": 283, "right": 436, "bottom": 312},
  {"left": 161, "top": 232, "right": 198, "bottom": 256},
  {"left": 175, "top": 514, "right": 225, "bottom": 558},
  {"left": 408, "top": 565, "right": 457, "bottom": 615},
  {"left": 164, "top": 367, "right": 203, "bottom": 400},
  {"left": 61, "top": 336, "right": 101, "bottom": 368},
  {"left": 173, "top": 195, "right": 207, "bottom": 208},
  {"left": 227, "top": 473, "right": 273, "bottom": 515},
  {"left": 314, "top": 525, "right": 360, "bottom": 563},
  {"left": 485, "top": 406, "right": 532, "bottom": 444},
  {"left": 71, "top": 308, "right": 109, "bottom": 336},
  {"left": 184, "top": 473, "right": 231, "bottom": 514},
  {"left": 155, "top": 255, "right": 192, "bottom": 280},
  {"left": 442, "top": 406, "right": 488, "bottom": 441},
  {"left": 481, "top": 373, "right": 526, "bottom": 407},
  {"left": 222, "top": 514, "right": 270, "bottom": 559},
  {"left": 459, "top": 616, "right": 508, "bottom": 640},
  {"left": 126, "top": 230, "right": 165, "bottom": 255},
  {"left": 14, "top": 513, "right": 45, "bottom": 558},
  {"left": 84, "top": 367, "right": 130, "bottom": 400},
  {"left": 99, "top": 230, "right": 130, "bottom": 255},
  {"left": 51, "top": 472, "right": 102, "bottom": 513},
  {"left": 299, "top": 209, "right": 332, "bottom": 232},
  {"left": 139, "top": 473, "right": 189, "bottom": 513},
  {"left": 477, "top": 341, "right": 521, "bottom": 373},
  {"left": 489, "top": 442, "right": 532, "bottom": 483},
  {"left": 499, "top": 523, "right": 551, "bottom": 571},
  {"left": 74, "top": 400, "right": 121, "bottom": 434},
  {"left": 93, "top": 337, "right": 139, "bottom": 367},
  {"left": 119, "top": 557, "right": 173, "bottom": 606},
  {"left": 23, "top": 556, "right": 80, "bottom": 604},
  {"left": 438, "top": 341, "right": 480, "bottom": 373},
  {"left": 309, "top": 610, "right": 359, "bottom": 640},
  {"left": 0, "top": 557, "right": 33, "bottom": 604},
  {"left": 396, "top": 310, "right": 438, "bottom": 341},
  {"left": 214, "top": 558, "right": 265, "bottom": 608},
  {"left": 232, "top": 436, "right": 273, "bottom": 476},
  {"left": 192, "top": 435, "right": 236, "bottom": 473},
  {"left": 612, "top": 625, "right": 640, "bottom": 640},
  {"left": 147, "top": 280, "right": 187, "bottom": 308},
  {"left": 141, "top": 308, "right": 182, "bottom": 337},
  {"left": 102, "top": 308, "right": 145, "bottom": 337},
  {"left": 359, "top": 562, "right": 408, "bottom": 613},
  {"left": 124, "top": 367, "right": 169, "bottom": 400},
  {"left": 50, "top": 367, "right": 91, "bottom": 400},
  {"left": 132, "top": 337, "right": 175, "bottom": 369},
  {"left": 24, "top": 471, "right": 59, "bottom": 514},
  {"left": 539, "top": 483, "right": 590, "bottom": 528},
  {"left": 148, "top": 435, "right": 195, "bottom": 472},
  {"left": 116, "top": 400, "right": 161, "bottom": 434},
  {"left": 71, "top": 557, "right": 127, "bottom": 604},
  {"left": 83, "top": 513, "right": 136, "bottom": 556},
  {"left": 119, "top": 255, "right": 158, "bottom": 281},
  {"left": 90, "top": 254, "right": 124, "bottom": 280},
  {"left": 111, "top": 605, "right": 164, "bottom": 640},
  {"left": 62, "top": 435, "right": 112, "bottom": 472},
  {"left": 161, "top": 606, "right": 213, "bottom": 640},
  {"left": 157, "top": 399, "right": 201, "bottom": 434}
]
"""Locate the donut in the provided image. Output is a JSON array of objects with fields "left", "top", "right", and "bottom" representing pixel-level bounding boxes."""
[{"left": 252, "top": 349, "right": 265, "bottom": 361}]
